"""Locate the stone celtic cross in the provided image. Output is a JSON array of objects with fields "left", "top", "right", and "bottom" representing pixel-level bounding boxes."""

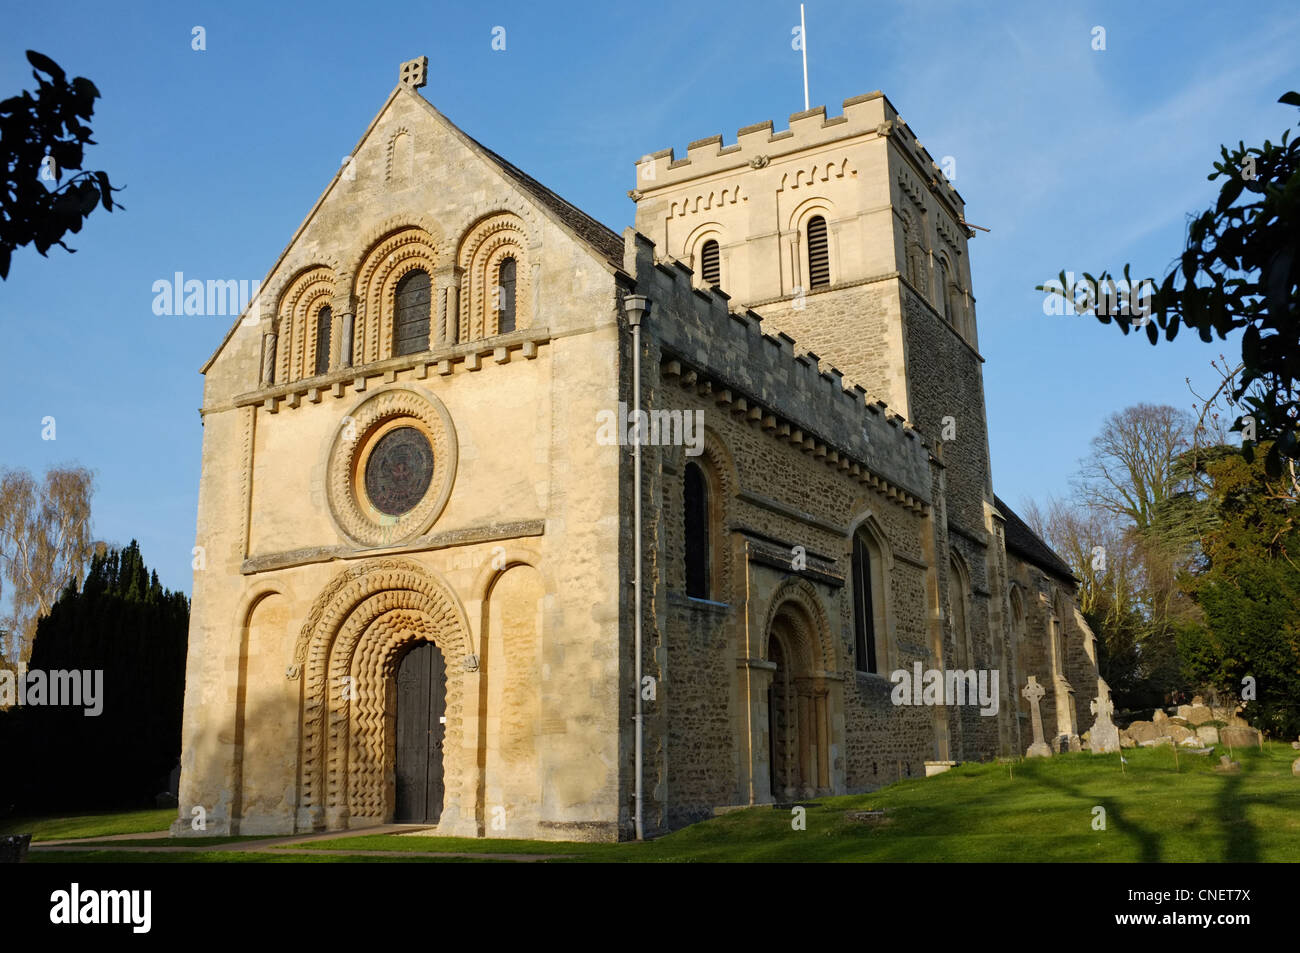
[
  {"left": 1087, "top": 677, "right": 1120, "bottom": 753},
  {"left": 1022, "top": 675, "right": 1052, "bottom": 758}
]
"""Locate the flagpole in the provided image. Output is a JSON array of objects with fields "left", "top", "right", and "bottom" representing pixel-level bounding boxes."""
[{"left": 800, "top": 4, "right": 810, "bottom": 111}]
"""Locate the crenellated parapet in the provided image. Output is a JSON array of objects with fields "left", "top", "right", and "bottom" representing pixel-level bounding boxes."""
[
  {"left": 632, "top": 92, "right": 966, "bottom": 220},
  {"left": 624, "top": 229, "right": 932, "bottom": 508}
]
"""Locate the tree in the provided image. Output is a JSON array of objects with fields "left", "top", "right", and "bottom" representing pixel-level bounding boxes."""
[
  {"left": 1074, "top": 404, "right": 1203, "bottom": 635},
  {"left": 0, "top": 465, "right": 95, "bottom": 664},
  {"left": 1038, "top": 92, "right": 1300, "bottom": 477},
  {"left": 1074, "top": 404, "right": 1194, "bottom": 533},
  {"left": 1178, "top": 442, "right": 1300, "bottom": 738},
  {"left": 1025, "top": 404, "right": 1213, "bottom": 708},
  {"left": 0, "top": 541, "right": 190, "bottom": 811},
  {"left": 1022, "top": 497, "right": 1148, "bottom": 705},
  {"left": 0, "top": 51, "right": 121, "bottom": 280}
]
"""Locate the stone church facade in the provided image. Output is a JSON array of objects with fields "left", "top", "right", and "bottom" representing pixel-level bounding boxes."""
[{"left": 176, "top": 59, "right": 1099, "bottom": 840}]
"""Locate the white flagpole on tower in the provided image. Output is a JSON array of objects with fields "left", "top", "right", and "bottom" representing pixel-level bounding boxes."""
[{"left": 800, "top": 4, "right": 810, "bottom": 110}]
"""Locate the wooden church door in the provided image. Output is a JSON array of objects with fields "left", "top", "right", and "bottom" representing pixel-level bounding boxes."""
[{"left": 395, "top": 640, "right": 447, "bottom": 823}]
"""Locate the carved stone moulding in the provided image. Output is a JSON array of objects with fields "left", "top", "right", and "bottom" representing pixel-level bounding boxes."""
[{"left": 326, "top": 387, "right": 457, "bottom": 548}]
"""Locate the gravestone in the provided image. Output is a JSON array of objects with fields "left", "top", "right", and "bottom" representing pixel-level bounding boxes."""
[
  {"left": 1022, "top": 676, "right": 1053, "bottom": 758},
  {"left": 1221, "top": 726, "right": 1260, "bottom": 748},
  {"left": 0, "top": 834, "right": 30, "bottom": 863},
  {"left": 1167, "top": 725, "right": 1194, "bottom": 745},
  {"left": 1087, "top": 677, "right": 1121, "bottom": 753},
  {"left": 1127, "top": 720, "right": 1159, "bottom": 743}
]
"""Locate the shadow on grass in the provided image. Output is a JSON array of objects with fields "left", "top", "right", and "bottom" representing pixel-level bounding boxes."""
[{"left": 1028, "top": 759, "right": 1163, "bottom": 862}]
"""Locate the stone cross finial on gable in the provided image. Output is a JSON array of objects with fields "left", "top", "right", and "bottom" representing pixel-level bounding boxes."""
[{"left": 400, "top": 56, "right": 428, "bottom": 89}]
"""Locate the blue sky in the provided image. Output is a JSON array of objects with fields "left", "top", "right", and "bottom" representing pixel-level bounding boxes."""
[{"left": 1, "top": 0, "right": 1297, "bottom": 597}]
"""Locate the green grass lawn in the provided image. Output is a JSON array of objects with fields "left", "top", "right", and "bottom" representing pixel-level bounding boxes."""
[
  {"left": 19, "top": 742, "right": 1300, "bottom": 862},
  {"left": 31, "top": 849, "right": 508, "bottom": 863},
  {"left": 1, "top": 807, "right": 174, "bottom": 841}
]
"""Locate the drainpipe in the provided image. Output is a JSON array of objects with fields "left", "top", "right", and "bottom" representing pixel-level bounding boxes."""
[{"left": 623, "top": 293, "right": 650, "bottom": 841}]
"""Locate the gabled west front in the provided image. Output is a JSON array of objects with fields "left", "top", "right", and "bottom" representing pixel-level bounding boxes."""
[{"left": 176, "top": 58, "right": 1100, "bottom": 841}]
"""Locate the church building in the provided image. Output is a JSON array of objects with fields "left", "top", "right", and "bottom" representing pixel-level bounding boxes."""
[{"left": 176, "top": 58, "right": 1100, "bottom": 840}]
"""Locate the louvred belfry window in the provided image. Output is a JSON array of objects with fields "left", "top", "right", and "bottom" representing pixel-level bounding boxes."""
[
  {"left": 806, "top": 215, "right": 829, "bottom": 290},
  {"left": 701, "top": 239, "right": 720, "bottom": 286},
  {"left": 393, "top": 269, "right": 431, "bottom": 357}
]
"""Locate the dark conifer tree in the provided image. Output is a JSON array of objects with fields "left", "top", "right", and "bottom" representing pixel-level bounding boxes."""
[{"left": 0, "top": 541, "right": 189, "bottom": 813}]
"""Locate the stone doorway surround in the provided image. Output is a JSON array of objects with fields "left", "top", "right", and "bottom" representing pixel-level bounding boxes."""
[
  {"left": 735, "top": 572, "right": 844, "bottom": 804},
  {"left": 290, "top": 558, "right": 479, "bottom": 836}
]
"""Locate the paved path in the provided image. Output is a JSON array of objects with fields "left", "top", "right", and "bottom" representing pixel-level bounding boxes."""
[{"left": 30, "top": 825, "right": 564, "bottom": 861}]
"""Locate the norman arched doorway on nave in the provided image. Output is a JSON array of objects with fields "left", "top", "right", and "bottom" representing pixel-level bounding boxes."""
[{"left": 764, "top": 601, "right": 831, "bottom": 800}]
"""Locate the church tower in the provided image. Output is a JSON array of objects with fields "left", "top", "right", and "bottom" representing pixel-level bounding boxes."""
[
  {"left": 629, "top": 92, "right": 996, "bottom": 523},
  {"left": 630, "top": 92, "right": 1009, "bottom": 758}
]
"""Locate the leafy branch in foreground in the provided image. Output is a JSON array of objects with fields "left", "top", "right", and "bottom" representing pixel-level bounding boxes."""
[
  {"left": 0, "top": 50, "right": 123, "bottom": 279},
  {"left": 1038, "top": 92, "right": 1300, "bottom": 478}
]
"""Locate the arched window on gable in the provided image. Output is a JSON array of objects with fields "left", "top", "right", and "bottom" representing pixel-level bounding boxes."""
[
  {"left": 393, "top": 269, "right": 431, "bottom": 357},
  {"left": 700, "top": 239, "right": 721, "bottom": 287},
  {"left": 806, "top": 215, "right": 830, "bottom": 290},
  {"left": 314, "top": 305, "right": 332, "bottom": 376},
  {"left": 684, "top": 461, "right": 711, "bottom": 599},
  {"left": 497, "top": 256, "right": 516, "bottom": 334},
  {"left": 851, "top": 531, "right": 881, "bottom": 673}
]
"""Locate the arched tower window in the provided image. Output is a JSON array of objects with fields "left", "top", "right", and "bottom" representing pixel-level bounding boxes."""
[
  {"left": 314, "top": 305, "right": 332, "bottom": 376},
  {"left": 851, "top": 532, "right": 878, "bottom": 673},
  {"left": 806, "top": 215, "right": 830, "bottom": 290},
  {"left": 684, "top": 461, "right": 710, "bottom": 599},
  {"left": 700, "top": 239, "right": 721, "bottom": 287},
  {"left": 496, "top": 257, "right": 516, "bottom": 334},
  {"left": 938, "top": 257, "right": 952, "bottom": 323},
  {"left": 393, "top": 269, "right": 431, "bottom": 357}
]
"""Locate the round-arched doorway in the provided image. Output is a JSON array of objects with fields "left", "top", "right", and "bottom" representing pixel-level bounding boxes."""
[{"left": 394, "top": 639, "right": 447, "bottom": 823}]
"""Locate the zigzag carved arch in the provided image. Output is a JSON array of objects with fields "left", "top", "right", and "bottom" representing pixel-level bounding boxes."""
[
  {"left": 275, "top": 266, "right": 337, "bottom": 384},
  {"left": 762, "top": 576, "right": 837, "bottom": 674},
  {"left": 352, "top": 226, "right": 439, "bottom": 364},
  {"left": 292, "top": 558, "right": 472, "bottom": 829},
  {"left": 456, "top": 210, "right": 533, "bottom": 342}
]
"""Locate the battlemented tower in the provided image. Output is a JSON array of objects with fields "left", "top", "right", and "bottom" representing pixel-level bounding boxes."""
[{"left": 630, "top": 92, "right": 1031, "bottom": 759}]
